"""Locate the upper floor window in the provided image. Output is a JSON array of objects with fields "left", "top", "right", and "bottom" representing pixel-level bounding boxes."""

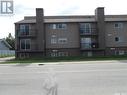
[
  {"left": 19, "top": 25, "right": 29, "bottom": 35},
  {"left": 50, "top": 24, "right": 67, "bottom": 29},
  {"left": 114, "top": 23, "right": 123, "bottom": 29},
  {"left": 115, "top": 37, "right": 123, "bottom": 42},
  {"left": 20, "top": 39, "right": 31, "bottom": 50},
  {"left": 80, "top": 23, "right": 91, "bottom": 34}
]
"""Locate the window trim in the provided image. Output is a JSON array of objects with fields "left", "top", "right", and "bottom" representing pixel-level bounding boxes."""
[
  {"left": 115, "top": 37, "right": 123, "bottom": 42},
  {"left": 114, "top": 23, "right": 123, "bottom": 29},
  {"left": 19, "top": 24, "right": 30, "bottom": 35},
  {"left": 80, "top": 23, "right": 92, "bottom": 33},
  {"left": 51, "top": 35, "right": 57, "bottom": 44},
  {"left": 58, "top": 38, "right": 68, "bottom": 44},
  {"left": 50, "top": 23, "right": 67, "bottom": 30},
  {"left": 20, "top": 39, "right": 31, "bottom": 50}
]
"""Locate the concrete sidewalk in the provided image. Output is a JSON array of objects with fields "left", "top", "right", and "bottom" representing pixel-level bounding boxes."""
[{"left": 0, "top": 57, "right": 15, "bottom": 63}]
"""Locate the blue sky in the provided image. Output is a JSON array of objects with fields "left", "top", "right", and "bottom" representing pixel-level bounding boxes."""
[{"left": 0, "top": 0, "right": 127, "bottom": 38}]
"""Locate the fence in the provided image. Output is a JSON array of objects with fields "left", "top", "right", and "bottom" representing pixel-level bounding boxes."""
[{"left": 0, "top": 50, "right": 15, "bottom": 57}]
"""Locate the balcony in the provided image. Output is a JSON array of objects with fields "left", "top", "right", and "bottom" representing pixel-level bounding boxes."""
[
  {"left": 80, "top": 28, "right": 98, "bottom": 36},
  {"left": 81, "top": 43, "right": 98, "bottom": 50},
  {"left": 18, "top": 29, "right": 37, "bottom": 38}
]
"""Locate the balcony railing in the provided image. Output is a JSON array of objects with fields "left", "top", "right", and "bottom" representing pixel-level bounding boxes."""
[
  {"left": 80, "top": 28, "right": 98, "bottom": 35},
  {"left": 18, "top": 29, "right": 37, "bottom": 37},
  {"left": 81, "top": 43, "right": 98, "bottom": 50}
]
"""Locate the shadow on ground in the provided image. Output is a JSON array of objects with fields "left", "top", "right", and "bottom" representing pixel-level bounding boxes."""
[{"left": 13, "top": 63, "right": 32, "bottom": 67}]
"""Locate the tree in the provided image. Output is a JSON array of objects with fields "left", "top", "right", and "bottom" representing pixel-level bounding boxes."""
[{"left": 5, "top": 33, "right": 15, "bottom": 50}]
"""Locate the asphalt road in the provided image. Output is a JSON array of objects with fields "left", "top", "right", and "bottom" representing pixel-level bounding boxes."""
[{"left": 0, "top": 61, "right": 127, "bottom": 95}]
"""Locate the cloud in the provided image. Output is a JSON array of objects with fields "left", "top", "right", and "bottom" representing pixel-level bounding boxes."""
[{"left": 0, "top": 0, "right": 127, "bottom": 38}]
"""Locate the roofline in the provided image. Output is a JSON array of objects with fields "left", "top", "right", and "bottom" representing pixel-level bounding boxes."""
[{"left": 1, "top": 39, "right": 12, "bottom": 49}]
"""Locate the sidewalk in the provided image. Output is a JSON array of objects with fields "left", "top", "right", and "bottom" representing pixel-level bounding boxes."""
[{"left": 0, "top": 57, "right": 15, "bottom": 63}]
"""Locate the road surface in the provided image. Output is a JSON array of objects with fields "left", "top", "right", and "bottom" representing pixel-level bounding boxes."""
[{"left": 0, "top": 61, "right": 127, "bottom": 95}]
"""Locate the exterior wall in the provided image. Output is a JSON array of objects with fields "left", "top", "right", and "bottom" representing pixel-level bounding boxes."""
[
  {"left": 46, "top": 48, "right": 80, "bottom": 57},
  {"left": 45, "top": 23, "right": 80, "bottom": 49},
  {"left": 0, "top": 41, "right": 10, "bottom": 50},
  {"left": 105, "top": 22, "right": 127, "bottom": 47},
  {"left": 81, "top": 50, "right": 105, "bottom": 56},
  {"left": 106, "top": 47, "right": 127, "bottom": 55},
  {"left": 15, "top": 7, "right": 127, "bottom": 59}
]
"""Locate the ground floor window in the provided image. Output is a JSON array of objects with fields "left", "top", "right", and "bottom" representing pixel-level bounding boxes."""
[
  {"left": 50, "top": 50, "right": 68, "bottom": 57},
  {"left": 20, "top": 39, "right": 31, "bottom": 50},
  {"left": 115, "top": 50, "right": 125, "bottom": 55},
  {"left": 19, "top": 53, "right": 29, "bottom": 59},
  {"left": 87, "top": 52, "right": 92, "bottom": 57},
  {"left": 50, "top": 50, "right": 58, "bottom": 57},
  {"left": 82, "top": 51, "right": 92, "bottom": 57},
  {"left": 58, "top": 52, "right": 68, "bottom": 56}
]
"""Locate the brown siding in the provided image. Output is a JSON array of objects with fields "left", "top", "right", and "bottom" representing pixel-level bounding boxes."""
[
  {"left": 45, "top": 23, "right": 80, "bottom": 49},
  {"left": 105, "top": 22, "right": 127, "bottom": 47}
]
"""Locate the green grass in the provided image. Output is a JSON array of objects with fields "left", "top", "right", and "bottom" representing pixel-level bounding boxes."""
[
  {"left": 3, "top": 55, "right": 127, "bottom": 64},
  {"left": 0, "top": 54, "right": 15, "bottom": 58}
]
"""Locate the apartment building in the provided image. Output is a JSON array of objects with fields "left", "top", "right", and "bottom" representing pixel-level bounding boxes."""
[{"left": 15, "top": 7, "right": 127, "bottom": 58}]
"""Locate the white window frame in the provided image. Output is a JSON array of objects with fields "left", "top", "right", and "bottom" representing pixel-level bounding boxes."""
[
  {"left": 80, "top": 23, "right": 92, "bottom": 33},
  {"left": 119, "top": 50, "right": 125, "bottom": 55},
  {"left": 51, "top": 38, "right": 57, "bottom": 44},
  {"left": 51, "top": 35, "right": 57, "bottom": 44},
  {"left": 114, "top": 23, "right": 123, "bottom": 29},
  {"left": 115, "top": 37, "right": 123, "bottom": 42},
  {"left": 50, "top": 50, "right": 58, "bottom": 57},
  {"left": 20, "top": 25, "right": 25, "bottom": 31},
  {"left": 88, "top": 52, "right": 92, "bottom": 57},
  {"left": 58, "top": 52, "right": 68, "bottom": 57},
  {"left": 58, "top": 38, "right": 67, "bottom": 44},
  {"left": 50, "top": 24, "right": 67, "bottom": 29},
  {"left": 20, "top": 39, "right": 31, "bottom": 50}
]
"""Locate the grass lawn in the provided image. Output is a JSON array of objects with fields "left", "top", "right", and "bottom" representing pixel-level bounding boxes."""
[
  {"left": 3, "top": 55, "right": 127, "bottom": 64},
  {"left": 0, "top": 55, "right": 15, "bottom": 58}
]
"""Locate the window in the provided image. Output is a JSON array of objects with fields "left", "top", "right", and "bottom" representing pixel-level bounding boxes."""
[
  {"left": 88, "top": 52, "right": 92, "bottom": 57},
  {"left": 119, "top": 50, "right": 125, "bottom": 55},
  {"left": 19, "top": 24, "right": 29, "bottom": 35},
  {"left": 20, "top": 39, "right": 31, "bottom": 50},
  {"left": 50, "top": 24, "right": 67, "bottom": 29},
  {"left": 50, "top": 50, "right": 58, "bottom": 57},
  {"left": 58, "top": 38, "right": 67, "bottom": 44},
  {"left": 115, "top": 37, "right": 119, "bottom": 42},
  {"left": 115, "top": 37, "right": 123, "bottom": 42},
  {"left": 51, "top": 35, "right": 57, "bottom": 44},
  {"left": 50, "top": 51, "right": 68, "bottom": 57},
  {"left": 115, "top": 50, "right": 125, "bottom": 55},
  {"left": 51, "top": 38, "right": 57, "bottom": 44},
  {"left": 114, "top": 23, "right": 123, "bottom": 28},
  {"left": 58, "top": 52, "right": 68, "bottom": 56},
  {"left": 80, "top": 23, "right": 91, "bottom": 34},
  {"left": 19, "top": 53, "right": 29, "bottom": 59}
]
